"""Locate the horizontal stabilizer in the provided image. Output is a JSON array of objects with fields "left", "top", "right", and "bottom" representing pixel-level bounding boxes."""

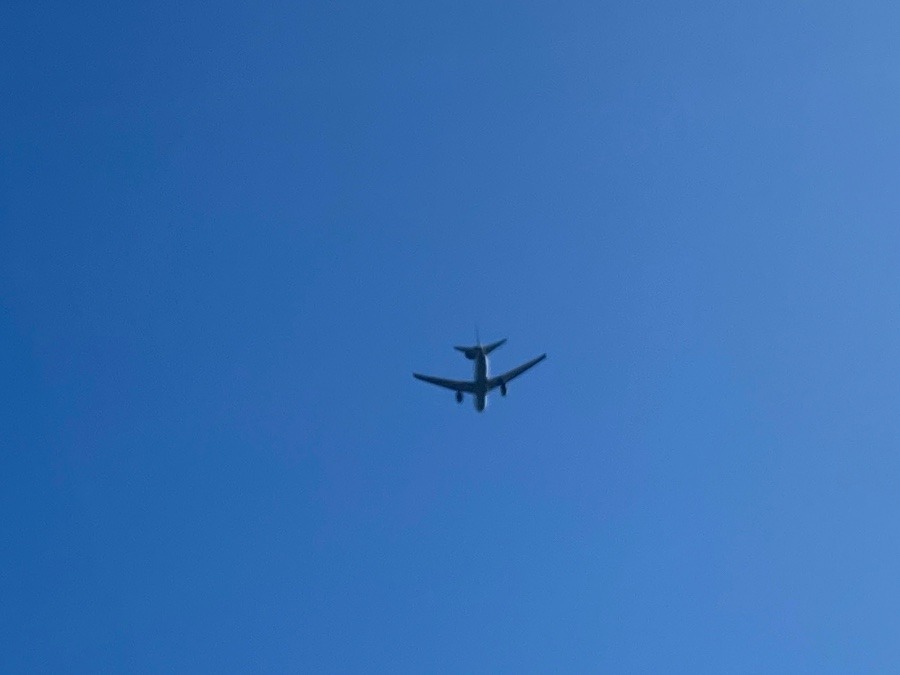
[
  {"left": 454, "top": 345, "right": 480, "bottom": 359},
  {"left": 483, "top": 338, "right": 507, "bottom": 354},
  {"left": 453, "top": 338, "right": 507, "bottom": 359}
]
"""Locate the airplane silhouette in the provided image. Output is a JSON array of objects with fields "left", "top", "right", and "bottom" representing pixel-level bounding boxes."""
[{"left": 413, "top": 334, "right": 546, "bottom": 412}]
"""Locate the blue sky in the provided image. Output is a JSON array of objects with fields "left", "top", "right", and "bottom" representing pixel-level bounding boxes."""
[{"left": 3, "top": 2, "right": 900, "bottom": 671}]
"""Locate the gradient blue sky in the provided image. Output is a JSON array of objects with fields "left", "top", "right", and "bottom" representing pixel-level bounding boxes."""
[{"left": 3, "top": 2, "right": 900, "bottom": 672}]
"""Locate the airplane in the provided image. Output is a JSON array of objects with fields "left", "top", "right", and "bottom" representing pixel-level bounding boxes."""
[{"left": 413, "top": 334, "right": 546, "bottom": 412}]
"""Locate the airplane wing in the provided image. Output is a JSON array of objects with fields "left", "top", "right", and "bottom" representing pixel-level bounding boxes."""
[
  {"left": 488, "top": 353, "right": 547, "bottom": 391},
  {"left": 413, "top": 373, "right": 476, "bottom": 393}
]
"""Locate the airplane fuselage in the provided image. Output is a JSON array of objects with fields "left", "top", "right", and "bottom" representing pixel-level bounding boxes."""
[{"left": 473, "top": 351, "right": 489, "bottom": 412}]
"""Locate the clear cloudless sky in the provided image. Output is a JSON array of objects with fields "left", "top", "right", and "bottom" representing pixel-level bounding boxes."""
[{"left": 3, "top": 2, "right": 900, "bottom": 672}]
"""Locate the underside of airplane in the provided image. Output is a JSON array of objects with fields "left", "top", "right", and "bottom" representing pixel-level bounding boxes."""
[{"left": 413, "top": 336, "right": 546, "bottom": 412}]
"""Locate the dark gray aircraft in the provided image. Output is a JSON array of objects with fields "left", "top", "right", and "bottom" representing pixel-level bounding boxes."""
[{"left": 413, "top": 336, "right": 547, "bottom": 412}]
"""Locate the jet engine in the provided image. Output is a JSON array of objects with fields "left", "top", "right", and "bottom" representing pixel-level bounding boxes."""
[
  {"left": 500, "top": 381, "right": 507, "bottom": 397},
  {"left": 455, "top": 390, "right": 463, "bottom": 403}
]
